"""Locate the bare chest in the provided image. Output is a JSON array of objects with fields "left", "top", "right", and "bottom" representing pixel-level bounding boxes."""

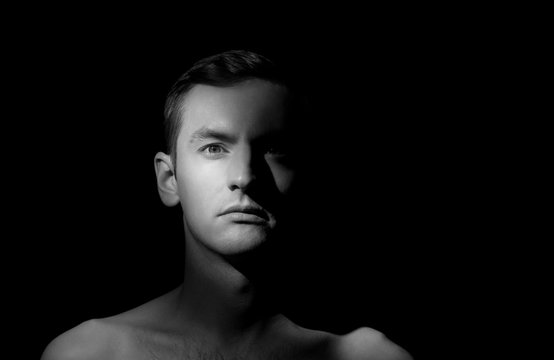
[{"left": 122, "top": 330, "right": 330, "bottom": 360}]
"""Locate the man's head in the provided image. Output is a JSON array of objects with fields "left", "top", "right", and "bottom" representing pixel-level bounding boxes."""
[
  {"left": 162, "top": 50, "right": 298, "bottom": 169},
  {"left": 155, "top": 50, "right": 304, "bottom": 256}
]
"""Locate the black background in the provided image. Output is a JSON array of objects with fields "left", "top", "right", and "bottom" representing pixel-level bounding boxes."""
[{"left": 4, "top": 7, "right": 528, "bottom": 360}]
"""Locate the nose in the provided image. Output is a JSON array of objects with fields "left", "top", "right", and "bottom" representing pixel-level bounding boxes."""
[{"left": 227, "top": 146, "right": 257, "bottom": 192}]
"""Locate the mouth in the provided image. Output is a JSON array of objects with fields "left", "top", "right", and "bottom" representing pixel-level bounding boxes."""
[{"left": 219, "top": 205, "right": 270, "bottom": 223}]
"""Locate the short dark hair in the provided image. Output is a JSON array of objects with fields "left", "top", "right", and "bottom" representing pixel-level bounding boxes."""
[{"left": 163, "top": 50, "right": 297, "bottom": 165}]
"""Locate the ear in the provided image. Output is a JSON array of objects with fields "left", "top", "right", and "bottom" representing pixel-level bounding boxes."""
[{"left": 154, "top": 152, "right": 180, "bottom": 207}]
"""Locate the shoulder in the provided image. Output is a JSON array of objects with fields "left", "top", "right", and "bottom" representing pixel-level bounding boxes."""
[
  {"left": 271, "top": 318, "right": 412, "bottom": 360},
  {"left": 40, "top": 319, "right": 123, "bottom": 360},
  {"left": 336, "top": 327, "right": 413, "bottom": 360},
  {"left": 41, "top": 288, "right": 181, "bottom": 360}
]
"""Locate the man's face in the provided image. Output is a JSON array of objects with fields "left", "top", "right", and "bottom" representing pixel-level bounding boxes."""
[{"left": 174, "top": 79, "right": 297, "bottom": 256}]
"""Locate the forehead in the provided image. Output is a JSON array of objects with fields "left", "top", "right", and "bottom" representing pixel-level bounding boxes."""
[{"left": 179, "top": 79, "right": 292, "bottom": 139}]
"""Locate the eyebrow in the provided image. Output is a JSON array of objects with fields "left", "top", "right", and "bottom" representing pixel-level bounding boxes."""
[{"left": 189, "top": 126, "right": 237, "bottom": 144}]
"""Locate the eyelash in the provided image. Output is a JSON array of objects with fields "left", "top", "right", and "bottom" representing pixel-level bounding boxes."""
[
  {"left": 265, "top": 146, "right": 286, "bottom": 156},
  {"left": 199, "top": 144, "right": 228, "bottom": 156},
  {"left": 198, "top": 144, "right": 289, "bottom": 158}
]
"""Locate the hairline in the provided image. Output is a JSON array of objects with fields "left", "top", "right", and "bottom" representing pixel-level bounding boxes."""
[{"left": 168, "top": 77, "right": 290, "bottom": 169}]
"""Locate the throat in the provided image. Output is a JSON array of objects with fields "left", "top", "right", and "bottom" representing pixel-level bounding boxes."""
[{"left": 175, "top": 238, "right": 279, "bottom": 340}]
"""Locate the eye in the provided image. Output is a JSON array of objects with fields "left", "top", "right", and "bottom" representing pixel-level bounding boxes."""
[
  {"left": 206, "top": 145, "right": 223, "bottom": 153},
  {"left": 199, "top": 144, "right": 228, "bottom": 157},
  {"left": 265, "top": 144, "right": 288, "bottom": 156}
]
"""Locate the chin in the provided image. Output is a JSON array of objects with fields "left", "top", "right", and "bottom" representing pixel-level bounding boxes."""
[{"left": 216, "top": 226, "right": 272, "bottom": 255}]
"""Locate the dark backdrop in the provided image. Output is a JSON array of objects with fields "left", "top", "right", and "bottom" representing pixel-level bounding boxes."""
[{"left": 6, "top": 13, "right": 503, "bottom": 360}]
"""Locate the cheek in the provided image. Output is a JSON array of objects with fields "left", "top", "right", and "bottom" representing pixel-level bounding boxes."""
[
  {"left": 177, "top": 163, "right": 220, "bottom": 208},
  {"left": 270, "top": 164, "right": 296, "bottom": 194}
]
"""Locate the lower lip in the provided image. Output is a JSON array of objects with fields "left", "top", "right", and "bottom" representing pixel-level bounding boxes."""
[{"left": 223, "top": 212, "right": 267, "bottom": 224}]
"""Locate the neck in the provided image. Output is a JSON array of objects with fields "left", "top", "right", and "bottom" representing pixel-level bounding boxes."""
[{"left": 174, "top": 233, "right": 279, "bottom": 343}]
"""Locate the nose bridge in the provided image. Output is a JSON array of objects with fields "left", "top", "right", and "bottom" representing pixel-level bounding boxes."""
[{"left": 227, "top": 143, "right": 255, "bottom": 190}]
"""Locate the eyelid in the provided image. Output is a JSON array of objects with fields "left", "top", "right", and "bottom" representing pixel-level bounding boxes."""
[
  {"left": 265, "top": 143, "right": 289, "bottom": 155},
  {"left": 198, "top": 143, "right": 229, "bottom": 153},
  {"left": 266, "top": 148, "right": 284, "bottom": 155}
]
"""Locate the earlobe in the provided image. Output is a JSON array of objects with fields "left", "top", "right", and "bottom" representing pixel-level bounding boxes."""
[{"left": 154, "top": 152, "right": 180, "bottom": 207}]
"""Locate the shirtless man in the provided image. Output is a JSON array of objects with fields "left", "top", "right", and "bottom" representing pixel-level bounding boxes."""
[{"left": 41, "top": 50, "right": 412, "bottom": 360}]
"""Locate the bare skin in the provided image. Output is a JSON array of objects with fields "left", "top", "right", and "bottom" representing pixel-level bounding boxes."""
[
  {"left": 41, "top": 285, "right": 411, "bottom": 360},
  {"left": 41, "top": 80, "right": 412, "bottom": 360}
]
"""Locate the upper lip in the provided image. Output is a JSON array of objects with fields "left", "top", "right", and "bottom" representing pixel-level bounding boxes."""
[{"left": 219, "top": 205, "right": 269, "bottom": 220}]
